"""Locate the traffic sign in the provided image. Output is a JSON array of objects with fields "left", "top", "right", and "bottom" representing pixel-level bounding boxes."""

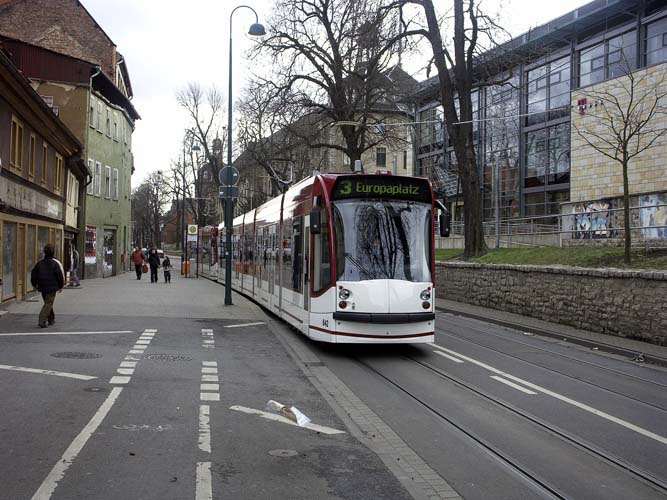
[
  {"left": 219, "top": 166, "right": 240, "bottom": 186},
  {"left": 219, "top": 186, "right": 240, "bottom": 199}
]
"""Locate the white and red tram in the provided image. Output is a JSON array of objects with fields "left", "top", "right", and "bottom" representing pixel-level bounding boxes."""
[{"left": 218, "top": 172, "right": 449, "bottom": 343}]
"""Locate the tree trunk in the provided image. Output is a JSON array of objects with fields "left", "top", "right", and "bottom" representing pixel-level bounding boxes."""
[{"left": 622, "top": 158, "right": 631, "bottom": 264}]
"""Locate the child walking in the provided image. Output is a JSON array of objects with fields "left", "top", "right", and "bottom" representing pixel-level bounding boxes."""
[{"left": 162, "top": 255, "right": 172, "bottom": 283}]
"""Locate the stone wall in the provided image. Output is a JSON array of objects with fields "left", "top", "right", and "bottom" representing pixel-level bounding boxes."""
[{"left": 436, "top": 262, "right": 667, "bottom": 345}]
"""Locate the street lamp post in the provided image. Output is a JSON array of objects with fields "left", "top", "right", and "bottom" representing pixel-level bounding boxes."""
[{"left": 225, "top": 5, "right": 265, "bottom": 305}]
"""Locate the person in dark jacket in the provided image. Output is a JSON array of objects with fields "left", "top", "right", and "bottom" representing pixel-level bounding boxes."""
[
  {"left": 147, "top": 247, "right": 161, "bottom": 283},
  {"left": 30, "top": 243, "right": 65, "bottom": 328}
]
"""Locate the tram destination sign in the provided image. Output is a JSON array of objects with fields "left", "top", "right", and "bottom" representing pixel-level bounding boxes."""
[{"left": 331, "top": 176, "right": 431, "bottom": 203}]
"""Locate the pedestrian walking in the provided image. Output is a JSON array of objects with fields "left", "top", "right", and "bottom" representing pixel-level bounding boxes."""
[
  {"left": 69, "top": 244, "right": 81, "bottom": 287},
  {"left": 147, "top": 247, "right": 160, "bottom": 283},
  {"left": 131, "top": 246, "right": 145, "bottom": 280},
  {"left": 30, "top": 243, "right": 65, "bottom": 328},
  {"left": 162, "top": 255, "right": 172, "bottom": 283}
]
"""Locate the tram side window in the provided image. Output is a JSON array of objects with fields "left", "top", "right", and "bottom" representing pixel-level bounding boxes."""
[
  {"left": 292, "top": 217, "right": 304, "bottom": 292},
  {"left": 313, "top": 209, "right": 331, "bottom": 293},
  {"left": 282, "top": 218, "right": 293, "bottom": 288}
]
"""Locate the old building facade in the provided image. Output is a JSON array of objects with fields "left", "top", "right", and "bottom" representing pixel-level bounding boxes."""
[{"left": 0, "top": 0, "right": 140, "bottom": 277}]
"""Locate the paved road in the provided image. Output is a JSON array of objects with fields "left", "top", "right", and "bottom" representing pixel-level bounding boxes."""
[{"left": 0, "top": 272, "right": 415, "bottom": 500}]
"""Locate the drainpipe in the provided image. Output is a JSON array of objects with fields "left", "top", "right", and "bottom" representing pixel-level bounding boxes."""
[{"left": 80, "top": 66, "right": 102, "bottom": 280}]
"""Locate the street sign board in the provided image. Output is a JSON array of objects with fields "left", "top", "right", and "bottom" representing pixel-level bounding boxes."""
[
  {"left": 219, "top": 166, "right": 240, "bottom": 186},
  {"left": 219, "top": 186, "right": 240, "bottom": 199},
  {"left": 187, "top": 224, "right": 198, "bottom": 242}
]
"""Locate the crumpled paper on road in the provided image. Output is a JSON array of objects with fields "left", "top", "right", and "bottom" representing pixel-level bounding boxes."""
[{"left": 266, "top": 400, "right": 311, "bottom": 427}]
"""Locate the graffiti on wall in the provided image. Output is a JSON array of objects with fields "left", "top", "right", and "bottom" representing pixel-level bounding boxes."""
[
  {"left": 640, "top": 194, "right": 667, "bottom": 240},
  {"left": 572, "top": 201, "right": 616, "bottom": 239}
]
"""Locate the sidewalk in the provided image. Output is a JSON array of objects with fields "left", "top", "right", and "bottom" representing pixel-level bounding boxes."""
[{"left": 436, "top": 298, "right": 667, "bottom": 366}]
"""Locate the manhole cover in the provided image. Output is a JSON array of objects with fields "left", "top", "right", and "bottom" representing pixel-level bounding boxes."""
[
  {"left": 143, "top": 354, "right": 192, "bottom": 362},
  {"left": 84, "top": 387, "right": 108, "bottom": 393},
  {"left": 268, "top": 449, "right": 298, "bottom": 458},
  {"left": 51, "top": 352, "right": 102, "bottom": 359}
]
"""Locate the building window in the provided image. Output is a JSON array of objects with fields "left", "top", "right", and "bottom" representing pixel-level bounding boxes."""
[
  {"left": 89, "top": 96, "right": 95, "bottom": 128},
  {"left": 403, "top": 150, "right": 408, "bottom": 170},
  {"left": 113, "top": 113, "right": 119, "bottom": 141},
  {"left": 87, "top": 159, "right": 95, "bottom": 195},
  {"left": 54, "top": 154, "right": 63, "bottom": 193},
  {"left": 646, "top": 17, "right": 667, "bottom": 66},
  {"left": 527, "top": 57, "right": 570, "bottom": 126},
  {"left": 41, "top": 144, "right": 48, "bottom": 184},
  {"left": 579, "top": 30, "right": 637, "bottom": 87},
  {"left": 105, "top": 108, "right": 111, "bottom": 137},
  {"left": 105, "top": 165, "right": 111, "bottom": 198},
  {"left": 97, "top": 101, "right": 103, "bottom": 132},
  {"left": 95, "top": 161, "right": 102, "bottom": 196},
  {"left": 113, "top": 168, "right": 119, "bottom": 200},
  {"left": 376, "top": 147, "right": 387, "bottom": 168},
  {"left": 29, "top": 134, "right": 36, "bottom": 178},
  {"left": 10, "top": 116, "right": 24, "bottom": 171},
  {"left": 524, "top": 123, "right": 570, "bottom": 188}
]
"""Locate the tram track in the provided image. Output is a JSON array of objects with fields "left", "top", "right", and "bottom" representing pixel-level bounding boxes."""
[
  {"left": 354, "top": 354, "right": 667, "bottom": 499},
  {"left": 434, "top": 322, "right": 667, "bottom": 413}
]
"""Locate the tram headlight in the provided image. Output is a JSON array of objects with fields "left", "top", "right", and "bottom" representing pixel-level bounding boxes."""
[
  {"left": 339, "top": 288, "right": 351, "bottom": 300},
  {"left": 420, "top": 289, "right": 431, "bottom": 301}
]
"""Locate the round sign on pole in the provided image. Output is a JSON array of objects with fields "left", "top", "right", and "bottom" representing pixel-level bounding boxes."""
[
  {"left": 219, "top": 166, "right": 240, "bottom": 186},
  {"left": 188, "top": 224, "right": 198, "bottom": 235}
]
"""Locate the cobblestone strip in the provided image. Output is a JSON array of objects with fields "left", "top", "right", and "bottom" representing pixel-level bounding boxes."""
[{"left": 268, "top": 321, "right": 462, "bottom": 500}]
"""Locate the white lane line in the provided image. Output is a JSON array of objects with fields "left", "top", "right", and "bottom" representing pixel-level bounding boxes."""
[
  {"left": 31, "top": 387, "right": 123, "bottom": 500},
  {"left": 128, "top": 350, "right": 144, "bottom": 355},
  {"left": 120, "top": 361, "right": 137, "bottom": 368},
  {"left": 200, "top": 393, "right": 220, "bottom": 401},
  {"left": 116, "top": 368, "right": 134, "bottom": 376},
  {"left": 144, "top": 329, "right": 158, "bottom": 333},
  {"left": 124, "top": 355, "right": 141, "bottom": 361},
  {"left": 431, "top": 344, "right": 667, "bottom": 445},
  {"left": 491, "top": 375, "right": 538, "bottom": 395},
  {"left": 0, "top": 364, "right": 96, "bottom": 381},
  {"left": 201, "top": 367, "right": 217, "bottom": 374},
  {"left": 195, "top": 462, "right": 213, "bottom": 500},
  {"left": 202, "top": 340, "right": 215, "bottom": 345},
  {"left": 135, "top": 339, "right": 151, "bottom": 345},
  {"left": 0, "top": 331, "right": 133, "bottom": 337},
  {"left": 201, "top": 375, "right": 219, "bottom": 383},
  {"left": 200, "top": 383, "right": 219, "bottom": 392},
  {"left": 230, "top": 405, "right": 346, "bottom": 435},
  {"left": 433, "top": 350, "right": 464, "bottom": 363},
  {"left": 224, "top": 322, "right": 266, "bottom": 329},
  {"left": 109, "top": 375, "right": 131, "bottom": 385},
  {"left": 202, "top": 361, "right": 217, "bottom": 367},
  {"left": 132, "top": 345, "right": 147, "bottom": 350},
  {"left": 198, "top": 405, "right": 211, "bottom": 453}
]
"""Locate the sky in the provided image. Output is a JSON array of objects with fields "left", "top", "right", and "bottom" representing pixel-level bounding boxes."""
[{"left": 82, "top": 0, "right": 592, "bottom": 186}]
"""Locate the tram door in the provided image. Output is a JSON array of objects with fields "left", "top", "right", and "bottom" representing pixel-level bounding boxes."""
[{"left": 303, "top": 226, "right": 309, "bottom": 312}]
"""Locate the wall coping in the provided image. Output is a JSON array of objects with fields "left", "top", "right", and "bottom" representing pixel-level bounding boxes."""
[{"left": 435, "top": 261, "right": 667, "bottom": 281}]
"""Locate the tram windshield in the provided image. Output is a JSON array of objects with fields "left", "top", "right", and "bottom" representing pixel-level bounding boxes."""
[{"left": 332, "top": 199, "right": 432, "bottom": 282}]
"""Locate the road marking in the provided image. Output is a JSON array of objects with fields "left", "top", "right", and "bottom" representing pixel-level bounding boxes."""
[
  {"left": 0, "top": 364, "right": 96, "bottom": 381},
  {"left": 230, "top": 405, "right": 346, "bottom": 435},
  {"left": 116, "top": 368, "right": 134, "bottom": 375},
  {"left": 144, "top": 328, "right": 157, "bottom": 333},
  {"left": 0, "top": 331, "right": 133, "bottom": 337},
  {"left": 491, "top": 375, "right": 538, "bottom": 395},
  {"left": 109, "top": 375, "right": 131, "bottom": 385},
  {"left": 201, "top": 375, "right": 219, "bottom": 382},
  {"left": 135, "top": 339, "right": 151, "bottom": 345},
  {"left": 433, "top": 350, "right": 464, "bottom": 363},
  {"left": 128, "top": 349, "right": 144, "bottom": 355},
  {"left": 132, "top": 345, "right": 147, "bottom": 350},
  {"left": 125, "top": 355, "right": 141, "bottom": 361},
  {"left": 200, "top": 393, "right": 220, "bottom": 401},
  {"left": 200, "top": 383, "right": 219, "bottom": 391},
  {"left": 120, "top": 361, "right": 137, "bottom": 368},
  {"left": 195, "top": 462, "right": 213, "bottom": 500},
  {"left": 199, "top": 405, "right": 211, "bottom": 453},
  {"left": 224, "top": 322, "right": 266, "bottom": 329},
  {"left": 431, "top": 343, "right": 667, "bottom": 445},
  {"left": 31, "top": 387, "right": 123, "bottom": 500},
  {"left": 202, "top": 367, "right": 217, "bottom": 374},
  {"left": 202, "top": 361, "right": 217, "bottom": 367}
]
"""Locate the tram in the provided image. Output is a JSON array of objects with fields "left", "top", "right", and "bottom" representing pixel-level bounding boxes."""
[{"left": 218, "top": 172, "right": 450, "bottom": 343}]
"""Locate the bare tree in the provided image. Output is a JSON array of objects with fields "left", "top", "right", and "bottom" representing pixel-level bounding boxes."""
[
  {"left": 403, "top": 0, "right": 507, "bottom": 258},
  {"left": 252, "top": 0, "right": 420, "bottom": 169},
  {"left": 573, "top": 62, "right": 667, "bottom": 263},
  {"left": 131, "top": 170, "right": 169, "bottom": 248}
]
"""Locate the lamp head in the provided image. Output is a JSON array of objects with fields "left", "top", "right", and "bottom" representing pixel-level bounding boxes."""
[{"left": 248, "top": 23, "right": 266, "bottom": 36}]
